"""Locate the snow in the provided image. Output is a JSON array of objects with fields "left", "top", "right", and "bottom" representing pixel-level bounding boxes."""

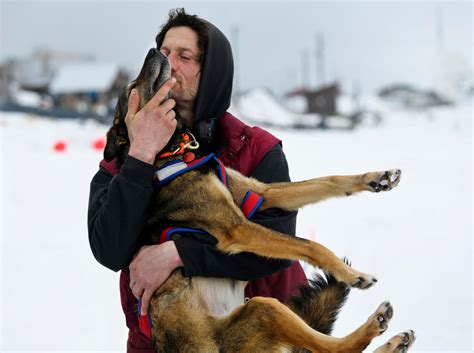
[
  {"left": 0, "top": 97, "right": 472, "bottom": 352},
  {"left": 13, "top": 90, "right": 43, "bottom": 107},
  {"left": 231, "top": 88, "right": 319, "bottom": 128},
  {"left": 231, "top": 88, "right": 384, "bottom": 130}
]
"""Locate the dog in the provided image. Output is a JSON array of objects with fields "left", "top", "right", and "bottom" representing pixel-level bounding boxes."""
[{"left": 104, "top": 48, "right": 416, "bottom": 352}]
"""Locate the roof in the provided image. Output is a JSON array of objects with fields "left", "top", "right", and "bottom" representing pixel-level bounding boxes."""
[{"left": 49, "top": 62, "right": 120, "bottom": 94}]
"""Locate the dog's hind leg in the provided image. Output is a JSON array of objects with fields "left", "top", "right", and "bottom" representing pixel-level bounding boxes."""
[
  {"left": 226, "top": 169, "right": 401, "bottom": 211},
  {"left": 215, "top": 297, "right": 394, "bottom": 353},
  {"left": 373, "top": 330, "right": 416, "bottom": 353}
]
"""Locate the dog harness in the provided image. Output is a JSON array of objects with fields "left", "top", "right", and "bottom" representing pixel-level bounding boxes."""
[
  {"left": 138, "top": 154, "right": 264, "bottom": 340},
  {"left": 154, "top": 153, "right": 228, "bottom": 187}
]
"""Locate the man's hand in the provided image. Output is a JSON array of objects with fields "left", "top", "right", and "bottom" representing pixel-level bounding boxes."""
[
  {"left": 129, "top": 241, "right": 183, "bottom": 316},
  {"left": 125, "top": 77, "right": 177, "bottom": 165}
]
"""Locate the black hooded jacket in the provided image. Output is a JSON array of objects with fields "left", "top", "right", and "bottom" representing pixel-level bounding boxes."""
[
  {"left": 192, "top": 21, "right": 234, "bottom": 150},
  {"left": 88, "top": 22, "right": 296, "bottom": 279}
]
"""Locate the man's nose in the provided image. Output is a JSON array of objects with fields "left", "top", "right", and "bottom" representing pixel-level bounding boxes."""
[{"left": 167, "top": 52, "right": 178, "bottom": 71}]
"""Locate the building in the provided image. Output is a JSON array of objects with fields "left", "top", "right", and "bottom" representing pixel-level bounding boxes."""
[
  {"left": 1, "top": 49, "right": 129, "bottom": 122},
  {"left": 49, "top": 62, "right": 128, "bottom": 116}
]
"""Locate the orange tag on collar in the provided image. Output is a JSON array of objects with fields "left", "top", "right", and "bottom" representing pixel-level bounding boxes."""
[{"left": 183, "top": 152, "right": 195, "bottom": 163}]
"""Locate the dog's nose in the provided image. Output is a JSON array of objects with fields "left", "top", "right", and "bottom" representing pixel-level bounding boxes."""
[{"left": 146, "top": 48, "right": 158, "bottom": 60}]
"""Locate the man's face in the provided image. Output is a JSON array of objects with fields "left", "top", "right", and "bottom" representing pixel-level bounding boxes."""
[{"left": 160, "top": 26, "right": 201, "bottom": 106}]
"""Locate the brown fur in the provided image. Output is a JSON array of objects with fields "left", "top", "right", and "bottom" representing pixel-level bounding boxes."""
[{"left": 105, "top": 49, "right": 414, "bottom": 352}]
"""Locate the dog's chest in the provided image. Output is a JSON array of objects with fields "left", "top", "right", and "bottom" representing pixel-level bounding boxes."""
[{"left": 191, "top": 277, "right": 247, "bottom": 317}]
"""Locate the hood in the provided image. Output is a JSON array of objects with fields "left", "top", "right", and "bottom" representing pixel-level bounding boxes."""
[
  {"left": 193, "top": 21, "right": 234, "bottom": 151},
  {"left": 193, "top": 21, "right": 234, "bottom": 125}
]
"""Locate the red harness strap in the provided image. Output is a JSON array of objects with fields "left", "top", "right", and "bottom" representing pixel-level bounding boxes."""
[
  {"left": 138, "top": 190, "right": 264, "bottom": 340},
  {"left": 137, "top": 301, "right": 153, "bottom": 341},
  {"left": 240, "top": 190, "right": 264, "bottom": 218}
]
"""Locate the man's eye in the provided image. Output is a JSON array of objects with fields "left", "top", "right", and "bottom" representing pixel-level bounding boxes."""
[{"left": 180, "top": 56, "right": 191, "bottom": 61}]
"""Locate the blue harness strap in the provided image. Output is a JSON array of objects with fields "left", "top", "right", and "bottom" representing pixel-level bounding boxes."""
[
  {"left": 159, "top": 227, "right": 208, "bottom": 243},
  {"left": 155, "top": 153, "right": 228, "bottom": 187}
]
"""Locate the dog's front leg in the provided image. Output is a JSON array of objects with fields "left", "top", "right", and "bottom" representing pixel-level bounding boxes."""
[
  {"left": 261, "top": 169, "right": 402, "bottom": 211},
  {"left": 226, "top": 169, "right": 401, "bottom": 211},
  {"left": 211, "top": 220, "right": 377, "bottom": 289}
]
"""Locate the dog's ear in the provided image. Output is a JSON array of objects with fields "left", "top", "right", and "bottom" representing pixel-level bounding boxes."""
[{"left": 104, "top": 92, "right": 130, "bottom": 162}]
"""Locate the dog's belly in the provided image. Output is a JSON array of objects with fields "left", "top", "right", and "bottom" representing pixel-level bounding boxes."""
[{"left": 192, "top": 277, "right": 247, "bottom": 317}]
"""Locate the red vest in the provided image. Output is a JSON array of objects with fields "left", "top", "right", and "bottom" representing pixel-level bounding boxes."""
[
  {"left": 109, "top": 113, "right": 307, "bottom": 352},
  {"left": 217, "top": 113, "right": 307, "bottom": 301}
]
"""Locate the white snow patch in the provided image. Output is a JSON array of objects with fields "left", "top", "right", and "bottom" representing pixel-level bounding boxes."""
[{"left": 0, "top": 98, "right": 472, "bottom": 351}]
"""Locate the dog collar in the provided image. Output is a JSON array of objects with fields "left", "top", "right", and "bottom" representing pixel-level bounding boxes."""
[{"left": 158, "top": 132, "right": 199, "bottom": 159}]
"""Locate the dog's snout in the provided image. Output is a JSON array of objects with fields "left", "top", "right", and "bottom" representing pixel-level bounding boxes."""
[
  {"left": 146, "top": 48, "right": 158, "bottom": 60},
  {"left": 134, "top": 47, "right": 171, "bottom": 102},
  {"left": 146, "top": 48, "right": 167, "bottom": 61}
]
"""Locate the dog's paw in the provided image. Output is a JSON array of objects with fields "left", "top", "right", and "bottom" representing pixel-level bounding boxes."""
[
  {"left": 334, "top": 266, "right": 378, "bottom": 290},
  {"left": 373, "top": 330, "right": 416, "bottom": 353},
  {"left": 368, "top": 301, "right": 393, "bottom": 335},
  {"left": 330, "top": 260, "right": 377, "bottom": 290},
  {"left": 365, "top": 169, "right": 402, "bottom": 192},
  {"left": 351, "top": 273, "right": 378, "bottom": 290}
]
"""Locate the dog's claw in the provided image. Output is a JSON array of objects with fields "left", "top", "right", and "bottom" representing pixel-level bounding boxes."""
[
  {"left": 384, "top": 302, "right": 394, "bottom": 319},
  {"left": 401, "top": 331, "right": 413, "bottom": 343},
  {"left": 369, "top": 181, "right": 381, "bottom": 192},
  {"left": 367, "top": 169, "right": 402, "bottom": 192},
  {"left": 351, "top": 275, "right": 378, "bottom": 289},
  {"left": 373, "top": 301, "right": 393, "bottom": 334},
  {"left": 374, "top": 330, "right": 416, "bottom": 353}
]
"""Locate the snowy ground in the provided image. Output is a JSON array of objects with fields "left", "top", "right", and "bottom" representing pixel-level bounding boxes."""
[{"left": 0, "top": 98, "right": 472, "bottom": 352}]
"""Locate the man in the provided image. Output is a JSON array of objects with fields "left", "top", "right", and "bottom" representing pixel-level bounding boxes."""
[{"left": 88, "top": 8, "right": 307, "bottom": 352}]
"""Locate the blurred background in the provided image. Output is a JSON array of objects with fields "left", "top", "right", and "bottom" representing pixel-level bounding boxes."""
[{"left": 1, "top": 0, "right": 472, "bottom": 352}]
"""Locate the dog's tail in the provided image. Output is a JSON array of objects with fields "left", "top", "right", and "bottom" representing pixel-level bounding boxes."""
[{"left": 288, "top": 267, "right": 350, "bottom": 351}]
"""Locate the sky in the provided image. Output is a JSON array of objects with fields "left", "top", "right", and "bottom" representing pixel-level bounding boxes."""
[{"left": 1, "top": 0, "right": 472, "bottom": 96}]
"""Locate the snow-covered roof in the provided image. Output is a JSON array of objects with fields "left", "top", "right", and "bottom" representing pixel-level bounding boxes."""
[
  {"left": 231, "top": 88, "right": 320, "bottom": 128},
  {"left": 49, "top": 62, "right": 120, "bottom": 94}
]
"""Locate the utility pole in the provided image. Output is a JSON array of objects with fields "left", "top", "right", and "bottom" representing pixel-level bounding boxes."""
[
  {"left": 301, "top": 48, "right": 310, "bottom": 89},
  {"left": 315, "top": 33, "right": 326, "bottom": 86}
]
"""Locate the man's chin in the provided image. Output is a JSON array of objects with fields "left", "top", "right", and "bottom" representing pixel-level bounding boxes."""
[
  {"left": 169, "top": 91, "right": 192, "bottom": 105},
  {"left": 169, "top": 90, "right": 181, "bottom": 101}
]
